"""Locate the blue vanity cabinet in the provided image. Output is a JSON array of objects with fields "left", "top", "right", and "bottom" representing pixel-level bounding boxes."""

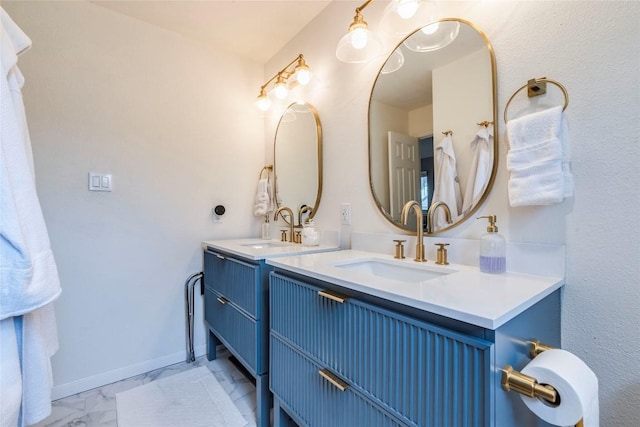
[
  {"left": 269, "top": 272, "right": 493, "bottom": 427},
  {"left": 203, "top": 247, "right": 271, "bottom": 427}
]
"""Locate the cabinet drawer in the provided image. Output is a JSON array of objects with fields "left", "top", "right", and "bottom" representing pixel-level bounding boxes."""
[
  {"left": 270, "top": 273, "right": 491, "bottom": 427},
  {"left": 205, "top": 287, "right": 258, "bottom": 374},
  {"left": 271, "top": 335, "right": 406, "bottom": 427},
  {"left": 204, "top": 250, "right": 260, "bottom": 317}
]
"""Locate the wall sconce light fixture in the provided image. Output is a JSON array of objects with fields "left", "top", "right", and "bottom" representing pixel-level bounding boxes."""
[
  {"left": 337, "top": 0, "right": 456, "bottom": 64},
  {"left": 335, "top": 0, "right": 382, "bottom": 63},
  {"left": 255, "top": 54, "right": 312, "bottom": 111}
]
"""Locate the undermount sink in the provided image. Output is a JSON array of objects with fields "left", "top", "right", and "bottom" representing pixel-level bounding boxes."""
[
  {"left": 240, "top": 241, "right": 289, "bottom": 249},
  {"left": 334, "top": 258, "right": 456, "bottom": 283}
]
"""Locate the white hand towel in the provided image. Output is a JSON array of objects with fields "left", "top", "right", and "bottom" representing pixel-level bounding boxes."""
[
  {"left": 461, "top": 126, "right": 493, "bottom": 215},
  {"left": 432, "top": 134, "right": 462, "bottom": 229},
  {"left": 506, "top": 105, "right": 573, "bottom": 206},
  {"left": 253, "top": 179, "right": 271, "bottom": 216}
]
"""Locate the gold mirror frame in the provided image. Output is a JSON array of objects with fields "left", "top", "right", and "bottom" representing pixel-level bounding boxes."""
[
  {"left": 273, "top": 102, "right": 323, "bottom": 226},
  {"left": 368, "top": 18, "right": 498, "bottom": 234}
]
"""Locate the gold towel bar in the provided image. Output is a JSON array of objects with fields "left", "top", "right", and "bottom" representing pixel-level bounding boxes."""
[{"left": 503, "top": 77, "right": 569, "bottom": 123}]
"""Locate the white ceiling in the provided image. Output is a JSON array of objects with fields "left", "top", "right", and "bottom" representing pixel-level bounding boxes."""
[{"left": 89, "top": 0, "right": 332, "bottom": 63}]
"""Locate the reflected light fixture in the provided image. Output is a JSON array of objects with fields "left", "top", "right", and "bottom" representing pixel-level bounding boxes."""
[
  {"left": 403, "top": 20, "right": 460, "bottom": 52},
  {"left": 336, "top": 0, "right": 382, "bottom": 63},
  {"left": 255, "top": 54, "right": 312, "bottom": 111},
  {"left": 381, "top": 0, "right": 440, "bottom": 37}
]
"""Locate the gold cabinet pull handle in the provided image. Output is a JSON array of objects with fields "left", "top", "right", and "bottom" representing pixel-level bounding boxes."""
[
  {"left": 317, "top": 290, "right": 349, "bottom": 303},
  {"left": 318, "top": 368, "right": 349, "bottom": 392},
  {"left": 216, "top": 296, "right": 228, "bottom": 305}
]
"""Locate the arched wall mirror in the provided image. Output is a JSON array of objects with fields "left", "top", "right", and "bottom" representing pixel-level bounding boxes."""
[
  {"left": 274, "top": 102, "right": 323, "bottom": 226},
  {"left": 368, "top": 19, "right": 497, "bottom": 234}
]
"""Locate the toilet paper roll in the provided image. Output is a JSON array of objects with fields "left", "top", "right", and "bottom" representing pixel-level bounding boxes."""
[{"left": 520, "top": 349, "right": 599, "bottom": 426}]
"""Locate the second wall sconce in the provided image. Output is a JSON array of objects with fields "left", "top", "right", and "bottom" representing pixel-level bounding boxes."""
[
  {"left": 255, "top": 54, "right": 312, "bottom": 111},
  {"left": 335, "top": 0, "right": 382, "bottom": 63}
]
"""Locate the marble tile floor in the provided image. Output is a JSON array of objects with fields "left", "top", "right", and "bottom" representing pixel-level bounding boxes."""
[{"left": 32, "top": 349, "right": 257, "bottom": 427}]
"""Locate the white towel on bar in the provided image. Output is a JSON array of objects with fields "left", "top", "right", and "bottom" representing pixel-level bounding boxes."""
[
  {"left": 253, "top": 178, "right": 272, "bottom": 216},
  {"left": 506, "top": 105, "right": 573, "bottom": 206}
]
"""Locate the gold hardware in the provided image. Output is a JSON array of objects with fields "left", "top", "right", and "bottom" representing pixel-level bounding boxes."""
[
  {"left": 435, "top": 243, "right": 449, "bottom": 265},
  {"left": 442, "top": 130, "right": 453, "bottom": 136},
  {"left": 216, "top": 296, "right": 228, "bottom": 305},
  {"left": 504, "top": 77, "right": 569, "bottom": 123},
  {"left": 501, "top": 365, "right": 558, "bottom": 405},
  {"left": 280, "top": 229, "right": 288, "bottom": 242},
  {"left": 477, "top": 120, "right": 493, "bottom": 128},
  {"left": 318, "top": 368, "right": 349, "bottom": 392},
  {"left": 318, "top": 290, "right": 349, "bottom": 304},
  {"left": 297, "top": 205, "right": 313, "bottom": 227},
  {"left": 530, "top": 339, "right": 553, "bottom": 358},
  {"left": 427, "top": 201, "right": 453, "bottom": 234},
  {"left": 393, "top": 240, "right": 406, "bottom": 259},
  {"left": 401, "top": 201, "right": 426, "bottom": 262},
  {"left": 258, "top": 165, "right": 272, "bottom": 180},
  {"left": 294, "top": 231, "right": 302, "bottom": 244},
  {"left": 255, "top": 54, "right": 311, "bottom": 111},
  {"left": 274, "top": 206, "right": 295, "bottom": 242},
  {"left": 477, "top": 215, "right": 498, "bottom": 232}
]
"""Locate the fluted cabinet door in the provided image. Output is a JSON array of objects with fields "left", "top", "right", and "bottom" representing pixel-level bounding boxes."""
[{"left": 270, "top": 273, "right": 492, "bottom": 427}]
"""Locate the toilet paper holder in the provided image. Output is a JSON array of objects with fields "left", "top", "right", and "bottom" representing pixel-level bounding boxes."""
[{"left": 501, "top": 340, "right": 584, "bottom": 427}]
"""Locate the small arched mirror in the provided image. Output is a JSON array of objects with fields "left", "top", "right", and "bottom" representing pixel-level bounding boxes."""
[
  {"left": 369, "top": 19, "right": 497, "bottom": 234},
  {"left": 274, "top": 102, "right": 323, "bottom": 225}
]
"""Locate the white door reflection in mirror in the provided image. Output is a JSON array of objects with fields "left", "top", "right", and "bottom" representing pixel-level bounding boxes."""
[{"left": 388, "top": 131, "right": 419, "bottom": 228}]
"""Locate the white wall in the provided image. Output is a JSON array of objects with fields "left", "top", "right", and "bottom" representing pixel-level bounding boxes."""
[
  {"left": 266, "top": 1, "right": 639, "bottom": 425},
  {"left": 433, "top": 47, "right": 493, "bottom": 199},
  {"left": 3, "top": 1, "right": 265, "bottom": 398}
]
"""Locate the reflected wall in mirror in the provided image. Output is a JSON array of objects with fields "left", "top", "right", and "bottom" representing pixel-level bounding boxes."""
[
  {"left": 274, "top": 102, "right": 322, "bottom": 226},
  {"left": 369, "top": 19, "right": 497, "bottom": 234}
]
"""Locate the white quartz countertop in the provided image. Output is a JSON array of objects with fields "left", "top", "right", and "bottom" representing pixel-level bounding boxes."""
[
  {"left": 202, "top": 238, "right": 341, "bottom": 260},
  {"left": 266, "top": 250, "right": 564, "bottom": 330}
]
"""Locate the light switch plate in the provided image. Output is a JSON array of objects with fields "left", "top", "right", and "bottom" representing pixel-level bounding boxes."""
[{"left": 89, "top": 173, "right": 112, "bottom": 192}]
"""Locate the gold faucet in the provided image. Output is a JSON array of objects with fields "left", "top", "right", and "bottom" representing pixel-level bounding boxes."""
[
  {"left": 274, "top": 206, "right": 295, "bottom": 243},
  {"left": 427, "top": 201, "right": 453, "bottom": 234},
  {"left": 401, "top": 200, "right": 426, "bottom": 262},
  {"left": 298, "top": 205, "right": 313, "bottom": 227}
]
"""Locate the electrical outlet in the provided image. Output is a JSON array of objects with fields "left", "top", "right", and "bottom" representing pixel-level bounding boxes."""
[{"left": 341, "top": 203, "right": 351, "bottom": 225}]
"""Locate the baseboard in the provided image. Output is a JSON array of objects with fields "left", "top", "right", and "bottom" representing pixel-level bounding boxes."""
[{"left": 51, "top": 344, "right": 207, "bottom": 400}]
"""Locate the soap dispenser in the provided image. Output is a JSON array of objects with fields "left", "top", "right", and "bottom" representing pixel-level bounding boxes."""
[
  {"left": 477, "top": 215, "right": 506, "bottom": 274},
  {"left": 261, "top": 215, "right": 271, "bottom": 240}
]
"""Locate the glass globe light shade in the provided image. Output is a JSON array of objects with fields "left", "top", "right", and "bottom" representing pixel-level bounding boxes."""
[
  {"left": 295, "top": 67, "right": 311, "bottom": 86},
  {"left": 255, "top": 94, "right": 271, "bottom": 111},
  {"left": 381, "top": 49, "right": 405, "bottom": 74},
  {"left": 273, "top": 74, "right": 289, "bottom": 100},
  {"left": 336, "top": 26, "right": 382, "bottom": 63}
]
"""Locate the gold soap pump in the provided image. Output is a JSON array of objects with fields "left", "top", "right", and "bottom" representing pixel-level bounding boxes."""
[{"left": 477, "top": 215, "right": 506, "bottom": 274}]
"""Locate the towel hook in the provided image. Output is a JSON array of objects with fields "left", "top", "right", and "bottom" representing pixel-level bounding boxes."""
[
  {"left": 503, "top": 77, "right": 569, "bottom": 123},
  {"left": 477, "top": 120, "right": 493, "bottom": 128},
  {"left": 442, "top": 130, "right": 453, "bottom": 136}
]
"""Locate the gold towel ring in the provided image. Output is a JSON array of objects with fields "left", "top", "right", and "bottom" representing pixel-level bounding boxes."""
[{"left": 503, "top": 77, "right": 569, "bottom": 123}]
